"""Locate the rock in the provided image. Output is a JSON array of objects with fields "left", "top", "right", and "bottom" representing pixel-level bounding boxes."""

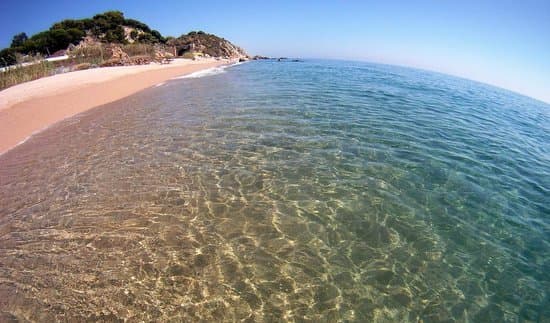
[
  {"left": 252, "top": 55, "right": 270, "bottom": 60},
  {"left": 109, "top": 45, "right": 129, "bottom": 62},
  {"left": 154, "top": 50, "right": 165, "bottom": 61},
  {"left": 99, "top": 58, "right": 123, "bottom": 67},
  {"left": 167, "top": 31, "right": 248, "bottom": 60},
  {"left": 128, "top": 55, "right": 152, "bottom": 65},
  {"left": 73, "top": 63, "right": 92, "bottom": 71}
]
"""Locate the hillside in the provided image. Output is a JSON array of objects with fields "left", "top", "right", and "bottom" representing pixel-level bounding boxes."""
[
  {"left": 0, "top": 11, "right": 248, "bottom": 67},
  {"left": 167, "top": 31, "right": 248, "bottom": 60},
  {"left": 1, "top": 11, "right": 160, "bottom": 65},
  {"left": 0, "top": 11, "right": 249, "bottom": 90}
]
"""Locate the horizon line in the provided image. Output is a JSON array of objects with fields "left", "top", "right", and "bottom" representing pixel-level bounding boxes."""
[{"left": 262, "top": 56, "right": 550, "bottom": 106}]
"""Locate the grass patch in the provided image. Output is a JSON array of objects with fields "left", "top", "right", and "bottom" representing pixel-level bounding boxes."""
[
  {"left": 0, "top": 61, "right": 54, "bottom": 90},
  {"left": 182, "top": 52, "right": 198, "bottom": 59},
  {"left": 68, "top": 44, "right": 106, "bottom": 65},
  {"left": 122, "top": 44, "right": 155, "bottom": 57},
  {"left": 1, "top": 44, "right": 167, "bottom": 91},
  {"left": 0, "top": 56, "right": 103, "bottom": 91}
]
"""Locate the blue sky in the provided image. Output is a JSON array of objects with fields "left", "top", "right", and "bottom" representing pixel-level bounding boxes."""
[{"left": 1, "top": 0, "right": 549, "bottom": 103}]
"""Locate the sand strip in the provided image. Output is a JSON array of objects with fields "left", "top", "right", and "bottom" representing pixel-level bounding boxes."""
[{"left": 0, "top": 58, "right": 229, "bottom": 155}]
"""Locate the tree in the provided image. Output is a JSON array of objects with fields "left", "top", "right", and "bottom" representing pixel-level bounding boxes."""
[
  {"left": 1, "top": 11, "right": 168, "bottom": 56},
  {"left": 104, "top": 26, "right": 126, "bottom": 43},
  {"left": 66, "top": 28, "right": 85, "bottom": 43},
  {"left": 10, "top": 32, "right": 28, "bottom": 48},
  {"left": 19, "top": 39, "right": 38, "bottom": 54},
  {"left": 0, "top": 48, "right": 17, "bottom": 66},
  {"left": 28, "top": 31, "right": 51, "bottom": 54},
  {"left": 151, "top": 30, "right": 164, "bottom": 43},
  {"left": 137, "top": 32, "right": 156, "bottom": 44},
  {"left": 48, "top": 29, "right": 72, "bottom": 51},
  {"left": 124, "top": 19, "right": 151, "bottom": 33},
  {"left": 51, "top": 19, "right": 93, "bottom": 32},
  {"left": 19, "top": 28, "right": 84, "bottom": 55}
]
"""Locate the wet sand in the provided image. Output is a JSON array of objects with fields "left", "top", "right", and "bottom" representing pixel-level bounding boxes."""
[{"left": 0, "top": 58, "right": 229, "bottom": 154}]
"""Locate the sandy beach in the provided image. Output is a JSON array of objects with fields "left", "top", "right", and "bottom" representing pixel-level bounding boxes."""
[{"left": 0, "top": 58, "right": 229, "bottom": 155}]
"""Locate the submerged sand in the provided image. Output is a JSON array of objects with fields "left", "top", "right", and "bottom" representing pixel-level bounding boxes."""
[{"left": 0, "top": 58, "right": 229, "bottom": 154}]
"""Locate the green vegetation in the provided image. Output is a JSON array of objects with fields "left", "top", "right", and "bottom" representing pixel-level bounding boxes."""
[
  {"left": 67, "top": 44, "right": 106, "bottom": 64},
  {"left": 0, "top": 10, "right": 247, "bottom": 90},
  {"left": 11, "top": 32, "right": 28, "bottom": 48},
  {"left": 122, "top": 43, "right": 156, "bottom": 57},
  {"left": 18, "top": 28, "right": 86, "bottom": 55},
  {"left": 0, "top": 61, "right": 53, "bottom": 90},
  {"left": 1, "top": 10, "right": 246, "bottom": 68},
  {"left": 168, "top": 31, "right": 247, "bottom": 58},
  {"left": 0, "top": 48, "right": 17, "bottom": 66},
  {"left": 2, "top": 10, "right": 165, "bottom": 61},
  {"left": 0, "top": 42, "right": 163, "bottom": 90}
]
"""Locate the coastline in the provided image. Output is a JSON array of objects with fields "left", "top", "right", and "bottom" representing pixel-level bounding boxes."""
[{"left": 0, "top": 58, "right": 230, "bottom": 155}]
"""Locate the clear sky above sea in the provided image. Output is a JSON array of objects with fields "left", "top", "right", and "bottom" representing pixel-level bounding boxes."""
[{"left": 1, "top": 0, "right": 549, "bottom": 104}]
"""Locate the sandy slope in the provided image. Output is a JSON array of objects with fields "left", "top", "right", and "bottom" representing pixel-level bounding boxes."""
[{"left": 0, "top": 58, "right": 228, "bottom": 154}]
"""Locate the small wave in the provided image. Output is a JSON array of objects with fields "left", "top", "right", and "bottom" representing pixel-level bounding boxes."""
[
  {"left": 0, "top": 122, "right": 57, "bottom": 157},
  {"left": 155, "top": 82, "right": 166, "bottom": 87},
  {"left": 229, "top": 61, "right": 246, "bottom": 67},
  {"left": 174, "top": 61, "right": 245, "bottom": 79},
  {"left": 176, "top": 66, "right": 226, "bottom": 79}
]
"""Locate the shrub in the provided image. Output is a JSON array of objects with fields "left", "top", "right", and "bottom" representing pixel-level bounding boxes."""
[
  {"left": 68, "top": 44, "right": 106, "bottom": 64},
  {"left": 122, "top": 43, "right": 155, "bottom": 57},
  {"left": 0, "top": 61, "right": 53, "bottom": 90},
  {"left": 11, "top": 32, "right": 28, "bottom": 48},
  {"left": 51, "top": 18, "right": 93, "bottom": 32},
  {"left": 137, "top": 32, "right": 157, "bottom": 43},
  {"left": 124, "top": 19, "right": 151, "bottom": 33},
  {"left": 182, "top": 52, "right": 196, "bottom": 59},
  {"left": 0, "top": 48, "right": 17, "bottom": 66},
  {"left": 2, "top": 11, "right": 165, "bottom": 57},
  {"left": 103, "top": 26, "right": 126, "bottom": 43},
  {"left": 151, "top": 30, "right": 164, "bottom": 43}
]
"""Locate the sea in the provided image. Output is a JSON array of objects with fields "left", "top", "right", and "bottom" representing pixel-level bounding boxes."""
[{"left": 0, "top": 59, "right": 548, "bottom": 322}]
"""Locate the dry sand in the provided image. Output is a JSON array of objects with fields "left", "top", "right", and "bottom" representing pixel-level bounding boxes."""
[{"left": 0, "top": 58, "right": 229, "bottom": 155}]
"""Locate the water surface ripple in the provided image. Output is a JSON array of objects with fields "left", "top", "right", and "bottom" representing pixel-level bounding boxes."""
[{"left": 0, "top": 60, "right": 549, "bottom": 322}]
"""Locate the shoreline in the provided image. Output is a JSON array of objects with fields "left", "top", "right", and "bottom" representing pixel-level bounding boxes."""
[{"left": 0, "top": 58, "right": 231, "bottom": 155}]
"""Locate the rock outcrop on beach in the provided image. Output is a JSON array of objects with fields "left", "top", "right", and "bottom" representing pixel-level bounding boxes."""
[
  {"left": 252, "top": 55, "right": 270, "bottom": 60},
  {"left": 167, "top": 31, "right": 249, "bottom": 60}
]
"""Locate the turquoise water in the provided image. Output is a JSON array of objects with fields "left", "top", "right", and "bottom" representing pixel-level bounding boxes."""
[{"left": 0, "top": 60, "right": 548, "bottom": 321}]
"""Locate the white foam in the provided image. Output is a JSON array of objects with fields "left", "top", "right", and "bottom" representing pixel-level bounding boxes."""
[
  {"left": 175, "top": 66, "right": 227, "bottom": 79},
  {"left": 155, "top": 82, "right": 166, "bottom": 87},
  {"left": 174, "top": 61, "right": 246, "bottom": 79}
]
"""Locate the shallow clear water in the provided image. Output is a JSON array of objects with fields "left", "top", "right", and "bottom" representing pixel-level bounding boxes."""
[{"left": 0, "top": 60, "right": 548, "bottom": 322}]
